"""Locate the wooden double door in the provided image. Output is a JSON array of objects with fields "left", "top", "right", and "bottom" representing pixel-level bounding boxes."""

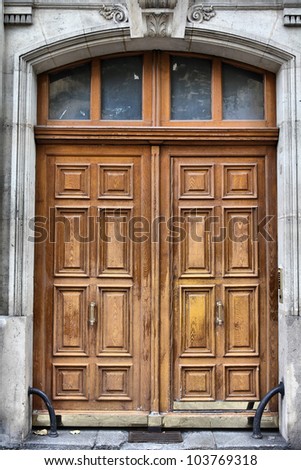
[{"left": 34, "top": 142, "right": 277, "bottom": 427}]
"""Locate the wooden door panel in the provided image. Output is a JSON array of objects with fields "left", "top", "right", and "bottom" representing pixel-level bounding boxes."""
[
  {"left": 180, "top": 366, "right": 216, "bottom": 401},
  {"left": 54, "top": 207, "right": 90, "bottom": 277},
  {"left": 34, "top": 145, "right": 151, "bottom": 414},
  {"left": 53, "top": 285, "right": 89, "bottom": 356},
  {"left": 224, "top": 366, "right": 260, "bottom": 401},
  {"left": 224, "top": 285, "right": 259, "bottom": 356},
  {"left": 96, "top": 286, "right": 132, "bottom": 356},
  {"left": 53, "top": 365, "right": 89, "bottom": 401},
  {"left": 96, "top": 365, "right": 132, "bottom": 401},
  {"left": 97, "top": 209, "right": 133, "bottom": 277},
  {"left": 98, "top": 164, "right": 134, "bottom": 199},
  {"left": 222, "top": 164, "right": 258, "bottom": 199},
  {"left": 55, "top": 163, "right": 91, "bottom": 199},
  {"left": 164, "top": 149, "right": 276, "bottom": 410},
  {"left": 223, "top": 207, "right": 258, "bottom": 277},
  {"left": 180, "top": 286, "right": 215, "bottom": 357},
  {"left": 178, "top": 164, "right": 215, "bottom": 199},
  {"left": 180, "top": 209, "right": 214, "bottom": 277}
]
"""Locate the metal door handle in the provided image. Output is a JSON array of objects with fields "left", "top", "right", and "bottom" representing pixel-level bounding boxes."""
[
  {"left": 216, "top": 300, "right": 224, "bottom": 326},
  {"left": 88, "top": 302, "right": 97, "bottom": 326}
]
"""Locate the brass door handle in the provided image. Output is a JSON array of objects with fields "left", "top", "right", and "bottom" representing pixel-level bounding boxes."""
[
  {"left": 88, "top": 302, "right": 97, "bottom": 326},
  {"left": 216, "top": 300, "right": 224, "bottom": 326}
]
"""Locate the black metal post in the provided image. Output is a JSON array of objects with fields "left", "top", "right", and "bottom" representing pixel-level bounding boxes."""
[
  {"left": 28, "top": 387, "right": 58, "bottom": 437},
  {"left": 252, "top": 382, "right": 284, "bottom": 439}
]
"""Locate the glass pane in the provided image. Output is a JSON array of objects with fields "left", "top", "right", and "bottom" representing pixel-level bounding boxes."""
[
  {"left": 49, "top": 63, "right": 91, "bottom": 120},
  {"left": 222, "top": 64, "right": 264, "bottom": 120},
  {"left": 101, "top": 56, "right": 142, "bottom": 120},
  {"left": 170, "top": 56, "right": 212, "bottom": 120}
]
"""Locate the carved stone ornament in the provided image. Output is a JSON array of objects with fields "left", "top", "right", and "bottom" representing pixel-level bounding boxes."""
[
  {"left": 146, "top": 12, "right": 169, "bottom": 37},
  {"left": 99, "top": 1, "right": 215, "bottom": 38},
  {"left": 187, "top": 3, "right": 216, "bottom": 24},
  {"left": 283, "top": 6, "right": 301, "bottom": 26},
  {"left": 4, "top": 1, "right": 33, "bottom": 25},
  {"left": 138, "top": 0, "right": 177, "bottom": 8},
  {"left": 283, "top": 13, "right": 301, "bottom": 25},
  {"left": 136, "top": 0, "right": 178, "bottom": 37},
  {"left": 99, "top": 4, "right": 129, "bottom": 24}
]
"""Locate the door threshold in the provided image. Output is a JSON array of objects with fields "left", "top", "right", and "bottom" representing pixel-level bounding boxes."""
[
  {"left": 33, "top": 411, "right": 278, "bottom": 429},
  {"left": 33, "top": 411, "right": 149, "bottom": 428},
  {"left": 163, "top": 412, "right": 278, "bottom": 429}
]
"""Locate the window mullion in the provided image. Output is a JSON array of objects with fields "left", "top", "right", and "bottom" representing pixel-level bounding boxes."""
[
  {"left": 212, "top": 59, "right": 222, "bottom": 123},
  {"left": 91, "top": 59, "right": 101, "bottom": 121}
]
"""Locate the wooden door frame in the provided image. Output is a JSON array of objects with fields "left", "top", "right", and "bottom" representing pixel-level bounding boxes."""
[{"left": 34, "top": 128, "right": 278, "bottom": 428}]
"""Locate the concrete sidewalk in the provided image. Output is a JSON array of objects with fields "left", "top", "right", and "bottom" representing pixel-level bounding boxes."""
[{"left": 1, "top": 429, "right": 289, "bottom": 450}]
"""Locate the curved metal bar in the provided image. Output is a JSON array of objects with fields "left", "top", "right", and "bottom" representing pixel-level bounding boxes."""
[
  {"left": 28, "top": 387, "right": 58, "bottom": 437},
  {"left": 252, "top": 382, "right": 284, "bottom": 439}
]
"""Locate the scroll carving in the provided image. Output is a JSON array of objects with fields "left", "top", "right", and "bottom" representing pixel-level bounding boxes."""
[
  {"left": 187, "top": 4, "right": 216, "bottom": 24},
  {"left": 99, "top": 4, "right": 129, "bottom": 24},
  {"left": 99, "top": 1, "right": 216, "bottom": 38}
]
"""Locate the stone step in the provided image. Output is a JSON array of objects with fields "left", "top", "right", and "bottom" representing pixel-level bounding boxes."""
[{"left": 16, "top": 429, "right": 289, "bottom": 451}]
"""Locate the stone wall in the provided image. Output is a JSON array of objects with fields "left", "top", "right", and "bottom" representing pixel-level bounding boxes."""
[
  {"left": 0, "top": 0, "right": 6, "bottom": 438},
  {"left": 0, "top": 0, "right": 8, "bottom": 317}
]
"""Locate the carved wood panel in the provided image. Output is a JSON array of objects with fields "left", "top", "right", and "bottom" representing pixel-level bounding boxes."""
[
  {"left": 54, "top": 207, "right": 89, "bottom": 277},
  {"left": 170, "top": 151, "right": 275, "bottom": 407},
  {"left": 179, "top": 165, "right": 214, "bottom": 199},
  {"left": 55, "top": 164, "right": 91, "bottom": 199},
  {"left": 223, "top": 208, "right": 258, "bottom": 277},
  {"left": 97, "top": 287, "right": 132, "bottom": 356},
  {"left": 222, "top": 164, "right": 257, "bottom": 199},
  {"left": 224, "top": 286, "right": 259, "bottom": 356},
  {"left": 98, "top": 209, "right": 133, "bottom": 277},
  {"left": 98, "top": 164, "right": 133, "bottom": 199},
  {"left": 180, "top": 209, "right": 214, "bottom": 277},
  {"left": 180, "top": 286, "right": 215, "bottom": 357},
  {"left": 34, "top": 145, "right": 151, "bottom": 413},
  {"left": 96, "top": 366, "right": 132, "bottom": 401},
  {"left": 53, "top": 365, "right": 89, "bottom": 400},
  {"left": 224, "top": 365, "right": 259, "bottom": 400},
  {"left": 53, "top": 286, "right": 88, "bottom": 356},
  {"left": 180, "top": 366, "right": 215, "bottom": 401}
]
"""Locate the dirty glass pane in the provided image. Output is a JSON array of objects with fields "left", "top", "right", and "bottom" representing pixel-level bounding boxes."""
[
  {"left": 170, "top": 56, "right": 212, "bottom": 120},
  {"left": 222, "top": 63, "right": 264, "bottom": 120},
  {"left": 101, "top": 56, "right": 142, "bottom": 120},
  {"left": 49, "top": 63, "right": 91, "bottom": 120}
]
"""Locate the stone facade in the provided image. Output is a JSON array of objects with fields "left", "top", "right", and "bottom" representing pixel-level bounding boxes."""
[{"left": 0, "top": 0, "right": 301, "bottom": 448}]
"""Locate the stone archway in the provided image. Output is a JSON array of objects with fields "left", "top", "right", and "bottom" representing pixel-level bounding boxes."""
[{"left": 4, "top": 22, "right": 297, "bottom": 440}]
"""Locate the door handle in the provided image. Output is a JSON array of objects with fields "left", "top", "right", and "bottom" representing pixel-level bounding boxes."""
[
  {"left": 88, "top": 302, "right": 97, "bottom": 326},
  {"left": 216, "top": 300, "right": 224, "bottom": 326}
]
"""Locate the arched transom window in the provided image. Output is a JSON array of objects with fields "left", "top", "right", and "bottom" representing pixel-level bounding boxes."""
[{"left": 38, "top": 52, "right": 276, "bottom": 127}]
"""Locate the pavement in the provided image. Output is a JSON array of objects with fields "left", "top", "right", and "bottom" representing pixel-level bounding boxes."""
[{"left": 0, "top": 429, "right": 290, "bottom": 450}]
